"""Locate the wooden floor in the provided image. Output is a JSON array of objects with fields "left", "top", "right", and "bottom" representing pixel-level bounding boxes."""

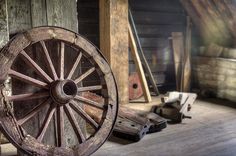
[
  {"left": 93, "top": 98, "right": 236, "bottom": 156},
  {"left": 1, "top": 98, "right": 236, "bottom": 156}
]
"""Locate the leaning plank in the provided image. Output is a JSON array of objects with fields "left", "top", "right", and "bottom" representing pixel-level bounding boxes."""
[
  {"left": 129, "top": 25, "right": 152, "bottom": 103},
  {"left": 129, "top": 10, "right": 160, "bottom": 95}
]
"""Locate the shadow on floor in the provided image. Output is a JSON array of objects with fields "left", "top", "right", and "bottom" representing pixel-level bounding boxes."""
[
  {"left": 199, "top": 97, "right": 236, "bottom": 109},
  {"left": 108, "top": 135, "right": 134, "bottom": 145}
]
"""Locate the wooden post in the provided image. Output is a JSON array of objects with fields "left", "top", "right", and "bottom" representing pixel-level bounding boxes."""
[
  {"left": 99, "top": 0, "right": 129, "bottom": 105},
  {"left": 129, "top": 25, "right": 152, "bottom": 102}
]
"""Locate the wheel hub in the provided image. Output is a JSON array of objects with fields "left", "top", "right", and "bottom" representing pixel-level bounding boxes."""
[{"left": 50, "top": 79, "right": 77, "bottom": 104}]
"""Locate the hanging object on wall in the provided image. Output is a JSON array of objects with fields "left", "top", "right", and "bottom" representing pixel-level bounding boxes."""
[{"left": 0, "top": 27, "right": 118, "bottom": 156}]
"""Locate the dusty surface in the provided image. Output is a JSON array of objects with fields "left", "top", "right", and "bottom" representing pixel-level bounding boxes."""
[
  {"left": 1, "top": 98, "right": 236, "bottom": 156},
  {"left": 94, "top": 98, "right": 236, "bottom": 156}
]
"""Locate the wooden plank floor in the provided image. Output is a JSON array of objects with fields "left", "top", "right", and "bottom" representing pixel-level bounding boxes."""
[
  {"left": 1, "top": 98, "right": 236, "bottom": 156},
  {"left": 93, "top": 98, "right": 236, "bottom": 156}
]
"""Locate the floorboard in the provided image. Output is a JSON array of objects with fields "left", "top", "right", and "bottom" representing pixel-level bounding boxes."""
[
  {"left": 93, "top": 98, "right": 236, "bottom": 156},
  {"left": 1, "top": 98, "right": 236, "bottom": 156}
]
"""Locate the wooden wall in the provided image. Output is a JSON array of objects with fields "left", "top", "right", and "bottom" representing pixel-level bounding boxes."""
[
  {"left": 129, "top": 0, "right": 187, "bottom": 91},
  {"left": 77, "top": 0, "right": 190, "bottom": 92},
  {"left": 7, "top": 0, "right": 77, "bottom": 34},
  {"left": 1, "top": 0, "right": 80, "bottom": 148},
  {"left": 78, "top": 0, "right": 99, "bottom": 47}
]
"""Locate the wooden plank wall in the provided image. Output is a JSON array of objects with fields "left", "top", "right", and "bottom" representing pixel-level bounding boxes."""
[
  {"left": 2, "top": 0, "right": 80, "bottom": 149},
  {"left": 77, "top": 0, "right": 189, "bottom": 92},
  {"left": 0, "top": 0, "right": 9, "bottom": 49},
  {"left": 0, "top": 0, "right": 9, "bottom": 144},
  {"left": 77, "top": 0, "right": 99, "bottom": 47},
  {"left": 129, "top": 0, "right": 187, "bottom": 91}
]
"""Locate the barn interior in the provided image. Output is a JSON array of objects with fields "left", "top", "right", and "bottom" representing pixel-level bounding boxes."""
[{"left": 0, "top": 0, "right": 236, "bottom": 156}]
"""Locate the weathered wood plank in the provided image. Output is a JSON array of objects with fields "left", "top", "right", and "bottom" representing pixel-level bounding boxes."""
[
  {"left": 129, "top": 25, "right": 152, "bottom": 102},
  {"left": 7, "top": 0, "right": 31, "bottom": 34},
  {"left": 30, "top": 0, "right": 47, "bottom": 27},
  {"left": 46, "top": 0, "right": 78, "bottom": 32},
  {"left": 0, "top": 0, "right": 9, "bottom": 145},
  {"left": 0, "top": 0, "right": 9, "bottom": 49},
  {"left": 99, "top": 0, "right": 129, "bottom": 104}
]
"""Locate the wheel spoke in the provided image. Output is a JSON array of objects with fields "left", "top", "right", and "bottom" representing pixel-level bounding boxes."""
[
  {"left": 37, "top": 106, "right": 56, "bottom": 142},
  {"left": 75, "top": 95, "right": 104, "bottom": 110},
  {"left": 59, "top": 42, "right": 65, "bottom": 80},
  {"left": 17, "top": 98, "right": 52, "bottom": 125},
  {"left": 40, "top": 41, "right": 58, "bottom": 80},
  {"left": 57, "top": 106, "right": 65, "bottom": 147},
  {"left": 70, "top": 100, "right": 99, "bottom": 129},
  {"left": 8, "top": 92, "right": 49, "bottom": 102},
  {"left": 77, "top": 85, "right": 102, "bottom": 92},
  {"left": 74, "top": 67, "right": 95, "bottom": 84},
  {"left": 9, "top": 69, "right": 49, "bottom": 89},
  {"left": 64, "top": 104, "right": 86, "bottom": 143},
  {"left": 20, "top": 50, "right": 53, "bottom": 83},
  {"left": 67, "top": 52, "right": 82, "bottom": 79}
]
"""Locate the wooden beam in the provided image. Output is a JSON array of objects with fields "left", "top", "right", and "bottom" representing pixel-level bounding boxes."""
[
  {"left": 99, "top": 0, "right": 129, "bottom": 104},
  {"left": 129, "top": 25, "right": 152, "bottom": 103},
  {"left": 7, "top": 0, "right": 32, "bottom": 35}
]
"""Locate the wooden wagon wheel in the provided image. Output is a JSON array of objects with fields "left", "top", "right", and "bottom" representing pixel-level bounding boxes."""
[{"left": 0, "top": 27, "right": 118, "bottom": 156}]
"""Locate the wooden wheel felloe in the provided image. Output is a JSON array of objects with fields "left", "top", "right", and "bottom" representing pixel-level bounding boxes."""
[{"left": 0, "top": 27, "right": 118, "bottom": 156}]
